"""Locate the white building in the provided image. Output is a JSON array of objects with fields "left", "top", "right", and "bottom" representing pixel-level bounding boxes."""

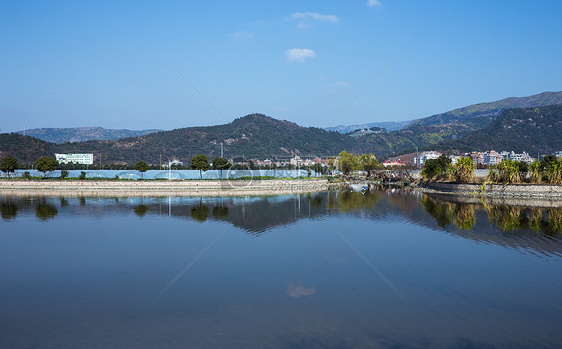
[
  {"left": 414, "top": 151, "right": 440, "bottom": 166},
  {"left": 55, "top": 153, "right": 93, "bottom": 165}
]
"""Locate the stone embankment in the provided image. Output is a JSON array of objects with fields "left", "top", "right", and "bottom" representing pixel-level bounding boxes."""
[
  {"left": 420, "top": 182, "right": 562, "bottom": 198},
  {"left": 0, "top": 179, "right": 337, "bottom": 197}
]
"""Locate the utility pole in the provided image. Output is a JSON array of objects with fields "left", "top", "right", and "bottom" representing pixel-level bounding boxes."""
[
  {"left": 220, "top": 143, "right": 224, "bottom": 158},
  {"left": 160, "top": 154, "right": 162, "bottom": 170},
  {"left": 99, "top": 154, "right": 102, "bottom": 170}
]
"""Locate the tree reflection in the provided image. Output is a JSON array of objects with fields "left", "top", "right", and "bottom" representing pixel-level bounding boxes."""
[
  {"left": 35, "top": 201, "right": 58, "bottom": 221},
  {"left": 421, "top": 194, "right": 562, "bottom": 236},
  {"left": 454, "top": 204, "right": 476, "bottom": 230},
  {"left": 134, "top": 205, "right": 149, "bottom": 217},
  {"left": 191, "top": 205, "right": 209, "bottom": 222},
  {"left": 212, "top": 206, "right": 229, "bottom": 219},
  {"left": 1, "top": 200, "right": 18, "bottom": 220},
  {"left": 420, "top": 196, "right": 454, "bottom": 228},
  {"left": 328, "top": 190, "right": 379, "bottom": 214},
  {"left": 485, "top": 205, "right": 529, "bottom": 232}
]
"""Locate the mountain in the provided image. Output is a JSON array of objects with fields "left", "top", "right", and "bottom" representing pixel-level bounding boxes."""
[
  {"left": 328, "top": 92, "right": 562, "bottom": 136},
  {"left": 0, "top": 133, "right": 54, "bottom": 164},
  {"left": 434, "top": 105, "right": 562, "bottom": 154},
  {"left": 0, "top": 114, "right": 354, "bottom": 165},
  {"left": 16, "top": 127, "right": 161, "bottom": 143},
  {"left": 356, "top": 91, "right": 562, "bottom": 157},
  {"left": 410, "top": 91, "right": 562, "bottom": 127},
  {"left": 326, "top": 120, "right": 412, "bottom": 134}
]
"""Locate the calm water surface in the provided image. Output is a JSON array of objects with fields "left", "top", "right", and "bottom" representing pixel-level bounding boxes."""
[{"left": 1, "top": 188, "right": 562, "bottom": 348}]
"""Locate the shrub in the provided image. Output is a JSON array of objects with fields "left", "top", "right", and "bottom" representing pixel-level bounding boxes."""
[
  {"left": 497, "top": 160, "right": 521, "bottom": 184},
  {"left": 454, "top": 157, "right": 475, "bottom": 183}
]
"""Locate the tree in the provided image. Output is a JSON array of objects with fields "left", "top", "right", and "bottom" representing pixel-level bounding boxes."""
[
  {"left": 212, "top": 157, "right": 230, "bottom": 179},
  {"left": 35, "top": 157, "right": 58, "bottom": 178},
  {"left": 133, "top": 161, "right": 149, "bottom": 179},
  {"left": 421, "top": 155, "right": 452, "bottom": 180},
  {"left": 454, "top": 157, "right": 475, "bottom": 183},
  {"left": 0, "top": 157, "right": 18, "bottom": 178},
  {"left": 359, "top": 153, "right": 379, "bottom": 177},
  {"left": 191, "top": 155, "right": 210, "bottom": 179},
  {"left": 338, "top": 151, "right": 359, "bottom": 176},
  {"left": 311, "top": 163, "right": 323, "bottom": 177},
  {"left": 60, "top": 169, "right": 69, "bottom": 180}
]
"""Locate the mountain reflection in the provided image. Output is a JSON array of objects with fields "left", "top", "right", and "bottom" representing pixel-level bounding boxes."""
[{"left": 1, "top": 188, "right": 561, "bottom": 256}]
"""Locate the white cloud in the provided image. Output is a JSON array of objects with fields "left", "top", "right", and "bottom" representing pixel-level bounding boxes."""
[
  {"left": 366, "top": 0, "right": 383, "bottom": 6},
  {"left": 286, "top": 48, "right": 316, "bottom": 62},
  {"left": 229, "top": 31, "right": 254, "bottom": 40},
  {"left": 290, "top": 12, "right": 340, "bottom": 23},
  {"left": 326, "top": 82, "right": 349, "bottom": 94}
]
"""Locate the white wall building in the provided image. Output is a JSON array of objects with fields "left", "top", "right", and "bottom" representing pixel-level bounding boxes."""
[
  {"left": 55, "top": 153, "right": 93, "bottom": 165},
  {"left": 414, "top": 152, "right": 440, "bottom": 166}
]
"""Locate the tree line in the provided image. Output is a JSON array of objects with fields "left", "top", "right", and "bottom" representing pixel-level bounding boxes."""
[{"left": 420, "top": 154, "right": 562, "bottom": 184}]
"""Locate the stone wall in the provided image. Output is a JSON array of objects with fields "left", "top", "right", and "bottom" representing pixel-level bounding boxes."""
[
  {"left": 0, "top": 179, "right": 337, "bottom": 197},
  {"left": 422, "top": 182, "right": 562, "bottom": 198}
]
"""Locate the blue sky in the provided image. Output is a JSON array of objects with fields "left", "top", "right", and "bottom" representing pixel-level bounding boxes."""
[{"left": 1, "top": 0, "right": 561, "bottom": 133}]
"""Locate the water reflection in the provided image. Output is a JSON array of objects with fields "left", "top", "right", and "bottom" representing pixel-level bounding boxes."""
[
  {"left": 35, "top": 200, "right": 58, "bottom": 221},
  {"left": 2, "top": 189, "right": 562, "bottom": 348},
  {"left": 0, "top": 199, "right": 18, "bottom": 220},
  {"left": 1, "top": 188, "right": 562, "bottom": 254},
  {"left": 190, "top": 205, "right": 209, "bottom": 222},
  {"left": 133, "top": 205, "right": 149, "bottom": 217},
  {"left": 421, "top": 194, "right": 562, "bottom": 237}
]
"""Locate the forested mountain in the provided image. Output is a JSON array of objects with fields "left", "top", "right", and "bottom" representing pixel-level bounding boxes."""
[
  {"left": 0, "top": 133, "right": 54, "bottom": 164},
  {"left": 434, "top": 105, "right": 562, "bottom": 154},
  {"left": 0, "top": 114, "right": 354, "bottom": 165},
  {"left": 17, "top": 127, "right": 161, "bottom": 143},
  {"left": 409, "top": 91, "right": 562, "bottom": 127},
  {"left": 355, "top": 92, "right": 562, "bottom": 157}
]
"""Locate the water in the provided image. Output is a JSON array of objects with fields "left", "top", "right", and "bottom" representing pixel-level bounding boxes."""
[{"left": 1, "top": 188, "right": 562, "bottom": 348}]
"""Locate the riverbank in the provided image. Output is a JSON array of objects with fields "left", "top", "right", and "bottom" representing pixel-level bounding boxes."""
[
  {"left": 0, "top": 178, "right": 338, "bottom": 197},
  {"left": 418, "top": 181, "right": 562, "bottom": 199}
]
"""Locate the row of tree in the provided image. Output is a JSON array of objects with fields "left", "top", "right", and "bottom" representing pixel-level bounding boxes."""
[
  {"left": 0, "top": 155, "right": 233, "bottom": 179},
  {"left": 487, "top": 155, "right": 562, "bottom": 184},
  {"left": 337, "top": 151, "right": 382, "bottom": 176},
  {"left": 420, "top": 154, "right": 562, "bottom": 184}
]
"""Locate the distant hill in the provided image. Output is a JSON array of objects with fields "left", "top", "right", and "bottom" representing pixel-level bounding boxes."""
[
  {"left": 326, "top": 120, "right": 411, "bottom": 134},
  {"left": 356, "top": 91, "right": 562, "bottom": 157},
  {"left": 434, "top": 105, "right": 562, "bottom": 154},
  {"left": 12, "top": 114, "right": 353, "bottom": 165},
  {"left": 410, "top": 91, "right": 562, "bottom": 127},
  {"left": 17, "top": 127, "right": 161, "bottom": 143}
]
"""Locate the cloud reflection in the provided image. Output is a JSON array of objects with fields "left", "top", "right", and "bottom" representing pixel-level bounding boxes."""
[{"left": 286, "top": 282, "right": 316, "bottom": 298}]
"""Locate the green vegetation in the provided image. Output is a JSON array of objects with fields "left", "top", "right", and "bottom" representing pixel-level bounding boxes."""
[
  {"left": 133, "top": 161, "right": 149, "bottom": 179},
  {"left": 0, "top": 156, "right": 18, "bottom": 177},
  {"left": 35, "top": 157, "right": 58, "bottom": 178},
  {"left": 60, "top": 169, "right": 69, "bottom": 180},
  {"left": 454, "top": 157, "right": 475, "bottom": 183},
  {"left": 421, "top": 155, "right": 451, "bottom": 180},
  {"left": 190, "top": 155, "right": 210, "bottom": 179},
  {"left": 212, "top": 157, "right": 230, "bottom": 179}
]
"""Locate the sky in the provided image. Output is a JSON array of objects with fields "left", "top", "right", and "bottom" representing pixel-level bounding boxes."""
[{"left": 1, "top": 0, "right": 561, "bottom": 133}]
